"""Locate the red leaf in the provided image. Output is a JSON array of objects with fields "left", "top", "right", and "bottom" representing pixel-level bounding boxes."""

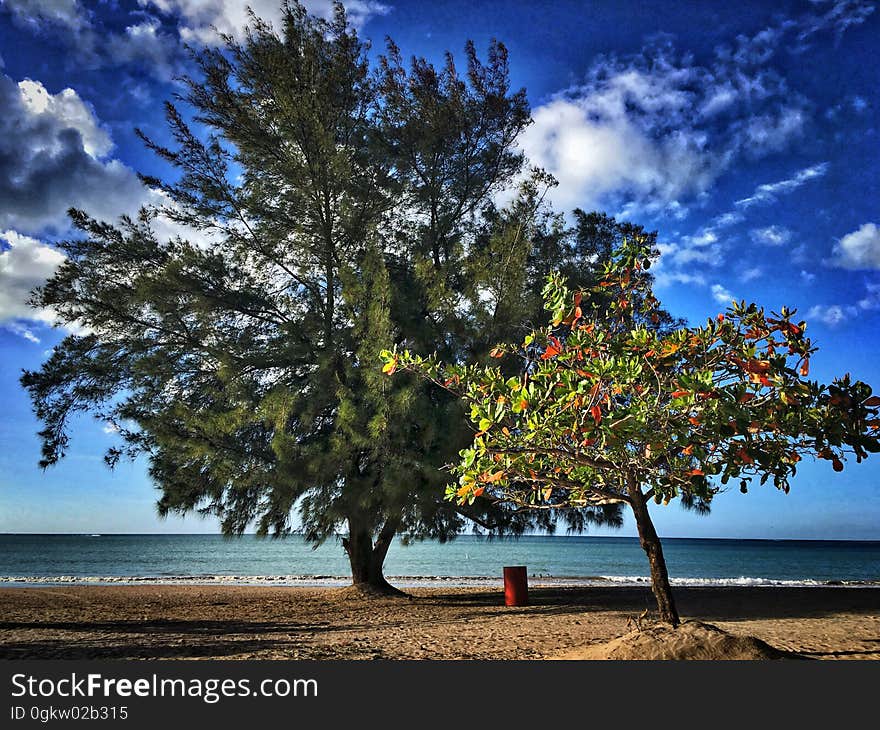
[
  {"left": 799, "top": 359, "right": 810, "bottom": 377},
  {"left": 671, "top": 390, "right": 690, "bottom": 398},
  {"left": 863, "top": 396, "right": 880, "bottom": 407},
  {"left": 472, "top": 486, "right": 486, "bottom": 497},
  {"left": 688, "top": 416, "right": 701, "bottom": 426},
  {"left": 489, "top": 347, "right": 505, "bottom": 358},
  {"left": 737, "top": 448, "right": 754, "bottom": 465},
  {"left": 832, "top": 459, "right": 844, "bottom": 472},
  {"left": 744, "top": 359, "right": 771, "bottom": 374},
  {"left": 686, "top": 469, "right": 704, "bottom": 477},
  {"left": 590, "top": 405, "right": 602, "bottom": 425},
  {"left": 573, "top": 292, "right": 582, "bottom": 306},
  {"left": 541, "top": 335, "right": 563, "bottom": 360}
]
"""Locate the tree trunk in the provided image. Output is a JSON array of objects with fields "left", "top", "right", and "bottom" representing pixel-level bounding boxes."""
[
  {"left": 626, "top": 478, "right": 680, "bottom": 626},
  {"left": 342, "top": 517, "right": 404, "bottom": 596}
]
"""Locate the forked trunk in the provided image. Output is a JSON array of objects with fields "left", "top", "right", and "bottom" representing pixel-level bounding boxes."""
[
  {"left": 626, "top": 477, "right": 680, "bottom": 626},
  {"left": 342, "top": 518, "right": 404, "bottom": 596}
]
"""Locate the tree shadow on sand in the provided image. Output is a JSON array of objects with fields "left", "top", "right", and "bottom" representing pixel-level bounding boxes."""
[{"left": 429, "top": 586, "right": 880, "bottom": 622}]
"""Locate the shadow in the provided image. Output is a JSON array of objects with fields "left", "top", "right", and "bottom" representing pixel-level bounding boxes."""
[
  {"left": 799, "top": 649, "right": 880, "bottom": 658},
  {"left": 0, "top": 619, "right": 328, "bottom": 636},
  {"left": 0, "top": 618, "right": 374, "bottom": 659},
  {"left": 424, "top": 586, "right": 880, "bottom": 621}
]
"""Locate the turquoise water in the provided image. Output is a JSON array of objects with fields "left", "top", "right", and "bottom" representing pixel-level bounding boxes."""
[{"left": 1, "top": 534, "right": 878, "bottom": 587}]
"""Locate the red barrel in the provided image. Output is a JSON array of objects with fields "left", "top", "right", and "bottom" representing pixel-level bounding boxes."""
[{"left": 503, "top": 566, "right": 529, "bottom": 606}]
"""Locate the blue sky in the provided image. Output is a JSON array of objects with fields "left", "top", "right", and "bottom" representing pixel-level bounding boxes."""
[{"left": 0, "top": 0, "right": 878, "bottom": 538}]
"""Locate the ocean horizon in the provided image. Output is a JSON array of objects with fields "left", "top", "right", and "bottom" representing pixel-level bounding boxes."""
[{"left": 1, "top": 533, "right": 878, "bottom": 588}]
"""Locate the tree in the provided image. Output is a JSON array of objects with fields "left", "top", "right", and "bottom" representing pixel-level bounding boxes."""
[
  {"left": 384, "top": 236, "right": 880, "bottom": 623},
  {"left": 20, "top": 1, "right": 535, "bottom": 593}
]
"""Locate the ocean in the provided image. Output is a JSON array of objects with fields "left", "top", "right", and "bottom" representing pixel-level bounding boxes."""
[{"left": 1, "top": 533, "right": 878, "bottom": 588}]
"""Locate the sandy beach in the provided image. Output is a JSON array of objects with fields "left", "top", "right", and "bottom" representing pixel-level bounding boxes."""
[{"left": 0, "top": 585, "right": 878, "bottom": 660}]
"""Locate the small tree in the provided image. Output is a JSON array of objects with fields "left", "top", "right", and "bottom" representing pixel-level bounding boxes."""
[{"left": 384, "top": 237, "right": 880, "bottom": 624}]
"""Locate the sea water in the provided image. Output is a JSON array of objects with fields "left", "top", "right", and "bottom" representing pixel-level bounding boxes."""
[{"left": 0, "top": 534, "right": 878, "bottom": 587}]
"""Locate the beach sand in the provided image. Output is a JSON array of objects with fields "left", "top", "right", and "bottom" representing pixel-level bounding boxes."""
[{"left": 0, "top": 585, "right": 878, "bottom": 660}]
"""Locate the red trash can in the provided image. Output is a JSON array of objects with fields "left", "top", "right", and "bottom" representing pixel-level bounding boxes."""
[{"left": 503, "top": 566, "right": 529, "bottom": 606}]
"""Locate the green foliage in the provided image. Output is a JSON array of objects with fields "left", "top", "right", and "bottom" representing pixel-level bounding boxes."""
[
  {"left": 21, "top": 2, "right": 532, "bottom": 552},
  {"left": 20, "top": 3, "right": 684, "bottom": 581},
  {"left": 386, "top": 236, "right": 880, "bottom": 514}
]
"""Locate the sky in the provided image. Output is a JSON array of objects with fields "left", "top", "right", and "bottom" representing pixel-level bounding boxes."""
[{"left": 0, "top": 0, "right": 878, "bottom": 539}]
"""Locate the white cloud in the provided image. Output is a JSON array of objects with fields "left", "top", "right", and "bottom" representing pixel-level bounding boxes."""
[
  {"left": 807, "top": 304, "right": 855, "bottom": 326},
  {"left": 796, "top": 0, "right": 876, "bottom": 45},
  {"left": 830, "top": 222, "right": 880, "bottom": 270},
  {"left": 739, "top": 267, "right": 763, "bottom": 282},
  {"left": 806, "top": 278, "right": 880, "bottom": 328},
  {"left": 711, "top": 283, "right": 737, "bottom": 306},
  {"left": 141, "top": 0, "right": 390, "bottom": 44},
  {"left": 521, "top": 30, "right": 810, "bottom": 218},
  {"left": 4, "top": 320, "right": 41, "bottom": 343},
  {"left": 0, "top": 0, "right": 90, "bottom": 32},
  {"left": 750, "top": 225, "right": 792, "bottom": 246},
  {"left": 735, "top": 163, "right": 829, "bottom": 208},
  {"left": 0, "top": 73, "right": 154, "bottom": 234},
  {"left": 104, "top": 17, "right": 181, "bottom": 81},
  {"left": 858, "top": 281, "right": 880, "bottom": 310},
  {"left": 0, "top": 230, "right": 65, "bottom": 334},
  {"left": 16, "top": 78, "right": 112, "bottom": 157},
  {"left": 656, "top": 170, "right": 815, "bottom": 280}
]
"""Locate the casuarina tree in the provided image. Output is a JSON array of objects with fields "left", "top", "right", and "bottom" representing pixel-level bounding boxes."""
[
  {"left": 384, "top": 236, "right": 880, "bottom": 622},
  {"left": 20, "top": 1, "right": 538, "bottom": 593}
]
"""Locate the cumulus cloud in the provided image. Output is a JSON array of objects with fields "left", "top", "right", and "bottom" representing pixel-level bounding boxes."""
[
  {"left": 140, "top": 0, "right": 390, "bottom": 43},
  {"left": 750, "top": 225, "right": 792, "bottom": 246},
  {"left": 0, "top": 71, "right": 219, "bottom": 340},
  {"left": 0, "top": 230, "right": 65, "bottom": 340},
  {"left": 830, "top": 222, "right": 880, "bottom": 270},
  {"left": 0, "top": 74, "right": 153, "bottom": 234},
  {"left": 520, "top": 27, "right": 815, "bottom": 217}
]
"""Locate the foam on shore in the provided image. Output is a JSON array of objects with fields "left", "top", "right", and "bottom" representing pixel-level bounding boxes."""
[{"left": 0, "top": 574, "right": 876, "bottom": 588}]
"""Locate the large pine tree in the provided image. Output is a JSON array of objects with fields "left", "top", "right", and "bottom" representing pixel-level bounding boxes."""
[{"left": 22, "top": 2, "right": 670, "bottom": 590}]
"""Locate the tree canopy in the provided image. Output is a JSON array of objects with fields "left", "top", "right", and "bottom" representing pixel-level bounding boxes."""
[
  {"left": 21, "top": 1, "right": 672, "bottom": 590},
  {"left": 384, "top": 236, "right": 880, "bottom": 620}
]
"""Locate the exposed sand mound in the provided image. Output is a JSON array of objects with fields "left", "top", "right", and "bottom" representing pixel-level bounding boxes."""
[{"left": 552, "top": 620, "right": 802, "bottom": 660}]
